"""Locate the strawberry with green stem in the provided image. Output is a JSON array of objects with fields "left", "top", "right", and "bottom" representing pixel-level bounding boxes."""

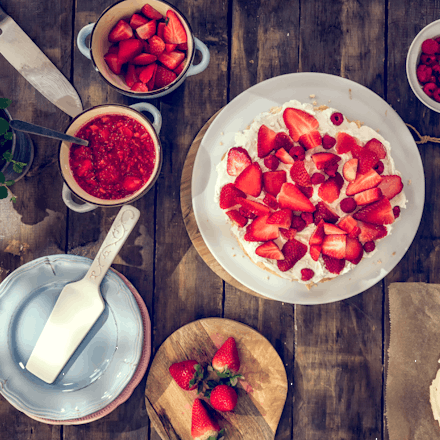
[
  {"left": 169, "top": 360, "right": 205, "bottom": 392},
  {"left": 210, "top": 337, "right": 243, "bottom": 386}
]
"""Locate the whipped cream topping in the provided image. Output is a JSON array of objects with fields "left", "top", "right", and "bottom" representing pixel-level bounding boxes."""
[{"left": 214, "top": 100, "right": 407, "bottom": 285}]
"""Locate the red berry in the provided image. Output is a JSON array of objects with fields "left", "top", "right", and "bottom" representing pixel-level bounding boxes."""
[
  {"left": 433, "top": 65, "right": 440, "bottom": 76},
  {"left": 301, "top": 268, "right": 315, "bottom": 281},
  {"left": 330, "top": 112, "right": 344, "bottom": 126},
  {"left": 340, "top": 197, "right": 357, "bottom": 213},
  {"left": 363, "top": 241, "right": 376, "bottom": 253},
  {"left": 322, "top": 134, "right": 336, "bottom": 149},
  {"left": 291, "top": 215, "right": 307, "bottom": 232},
  {"left": 421, "top": 54, "right": 437, "bottom": 66},
  {"left": 301, "top": 212, "right": 314, "bottom": 225},
  {"left": 417, "top": 64, "right": 433, "bottom": 83},
  {"left": 289, "top": 146, "right": 306, "bottom": 161},
  {"left": 424, "top": 82, "right": 437, "bottom": 98},
  {"left": 373, "top": 161, "right": 384, "bottom": 175},
  {"left": 393, "top": 206, "right": 401, "bottom": 218},
  {"left": 421, "top": 38, "right": 439, "bottom": 55},
  {"left": 264, "top": 154, "right": 280, "bottom": 171},
  {"left": 434, "top": 88, "right": 440, "bottom": 102},
  {"left": 311, "top": 172, "right": 325, "bottom": 185}
]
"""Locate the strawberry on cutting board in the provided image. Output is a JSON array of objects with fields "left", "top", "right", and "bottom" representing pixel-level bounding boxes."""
[
  {"left": 191, "top": 399, "right": 223, "bottom": 440},
  {"left": 209, "top": 384, "right": 238, "bottom": 412},
  {"left": 169, "top": 360, "right": 204, "bottom": 391},
  {"left": 212, "top": 337, "right": 240, "bottom": 375}
]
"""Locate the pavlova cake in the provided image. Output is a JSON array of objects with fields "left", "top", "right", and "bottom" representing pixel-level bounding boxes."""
[{"left": 214, "top": 100, "right": 407, "bottom": 288}]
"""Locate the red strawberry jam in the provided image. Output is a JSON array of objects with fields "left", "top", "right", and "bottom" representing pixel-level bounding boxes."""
[{"left": 70, "top": 114, "right": 156, "bottom": 200}]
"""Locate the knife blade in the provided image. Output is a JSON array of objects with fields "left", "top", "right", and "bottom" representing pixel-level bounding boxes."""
[{"left": 0, "top": 5, "right": 83, "bottom": 117}]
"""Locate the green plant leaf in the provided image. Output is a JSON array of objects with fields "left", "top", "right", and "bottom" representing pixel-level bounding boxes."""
[
  {"left": 0, "top": 117, "right": 9, "bottom": 135},
  {"left": 5, "top": 180, "right": 14, "bottom": 186},
  {"left": 13, "top": 163, "right": 23, "bottom": 173},
  {"left": 3, "top": 150, "right": 12, "bottom": 162},
  {"left": 4, "top": 132, "right": 13, "bottom": 140},
  {"left": 0, "top": 98, "right": 12, "bottom": 109},
  {"left": 0, "top": 172, "right": 4, "bottom": 184},
  {"left": 10, "top": 196, "right": 16, "bottom": 203},
  {"left": 0, "top": 186, "right": 7, "bottom": 199}
]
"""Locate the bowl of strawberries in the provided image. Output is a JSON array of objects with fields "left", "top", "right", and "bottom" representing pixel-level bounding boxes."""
[
  {"left": 407, "top": 19, "right": 440, "bottom": 112},
  {"left": 77, "top": 0, "right": 210, "bottom": 98}
]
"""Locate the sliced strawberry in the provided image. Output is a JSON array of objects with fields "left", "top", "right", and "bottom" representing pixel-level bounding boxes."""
[
  {"left": 138, "top": 63, "right": 157, "bottom": 84},
  {"left": 234, "top": 163, "right": 262, "bottom": 197},
  {"left": 346, "top": 168, "right": 382, "bottom": 196},
  {"left": 324, "top": 162, "right": 338, "bottom": 177},
  {"left": 219, "top": 184, "right": 246, "bottom": 209},
  {"left": 227, "top": 147, "right": 252, "bottom": 176},
  {"left": 333, "top": 172, "right": 344, "bottom": 190},
  {"left": 263, "top": 154, "right": 279, "bottom": 171},
  {"left": 318, "top": 178, "right": 340, "bottom": 203},
  {"left": 345, "top": 237, "right": 363, "bottom": 264},
  {"left": 364, "top": 138, "right": 386, "bottom": 159},
  {"left": 258, "top": 125, "right": 277, "bottom": 158},
  {"left": 280, "top": 227, "right": 297, "bottom": 240},
  {"left": 377, "top": 175, "right": 403, "bottom": 200},
  {"left": 323, "top": 223, "right": 347, "bottom": 235},
  {"left": 283, "top": 108, "right": 319, "bottom": 142},
  {"left": 263, "top": 193, "right": 278, "bottom": 210},
  {"left": 226, "top": 210, "right": 247, "bottom": 227},
  {"left": 277, "top": 183, "right": 315, "bottom": 213},
  {"left": 132, "top": 53, "right": 157, "bottom": 65},
  {"left": 141, "top": 4, "right": 163, "bottom": 20},
  {"left": 106, "top": 44, "right": 119, "bottom": 55},
  {"left": 357, "top": 221, "right": 387, "bottom": 243},
  {"left": 311, "top": 152, "right": 340, "bottom": 170},
  {"left": 309, "top": 220, "right": 325, "bottom": 245},
  {"left": 262, "top": 170, "right": 286, "bottom": 197},
  {"left": 177, "top": 42, "right": 188, "bottom": 51},
  {"left": 147, "top": 35, "right": 165, "bottom": 57},
  {"left": 313, "top": 201, "right": 339, "bottom": 224},
  {"left": 353, "top": 188, "right": 383, "bottom": 206},
  {"left": 336, "top": 132, "right": 359, "bottom": 154},
  {"left": 146, "top": 63, "right": 157, "bottom": 90},
  {"left": 291, "top": 215, "right": 307, "bottom": 232},
  {"left": 104, "top": 52, "right": 122, "bottom": 74},
  {"left": 108, "top": 20, "right": 133, "bottom": 42},
  {"left": 129, "top": 13, "right": 148, "bottom": 29},
  {"left": 136, "top": 20, "right": 157, "bottom": 40},
  {"left": 158, "top": 50, "right": 185, "bottom": 70},
  {"left": 124, "top": 63, "right": 138, "bottom": 87},
  {"left": 118, "top": 39, "right": 144, "bottom": 64},
  {"left": 244, "top": 215, "right": 279, "bottom": 242},
  {"left": 255, "top": 241, "right": 284, "bottom": 260},
  {"left": 154, "top": 65, "right": 177, "bottom": 88},
  {"left": 322, "top": 255, "right": 346, "bottom": 274},
  {"left": 273, "top": 132, "right": 294, "bottom": 151},
  {"left": 165, "top": 43, "right": 177, "bottom": 52},
  {"left": 322, "top": 234, "right": 346, "bottom": 259},
  {"left": 357, "top": 148, "right": 379, "bottom": 174},
  {"left": 157, "top": 22, "right": 166, "bottom": 39},
  {"left": 342, "top": 158, "right": 358, "bottom": 182},
  {"left": 353, "top": 197, "right": 394, "bottom": 225},
  {"left": 174, "top": 58, "right": 186, "bottom": 76},
  {"left": 267, "top": 209, "right": 292, "bottom": 228},
  {"left": 130, "top": 82, "right": 149, "bottom": 92},
  {"left": 163, "top": 10, "right": 187, "bottom": 44},
  {"left": 277, "top": 239, "right": 308, "bottom": 271},
  {"left": 296, "top": 184, "right": 313, "bottom": 199},
  {"left": 337, "top": 215, "right": 359, "bottom": 235},
  {"left": 310, "top": 244, "right": 322, "bottom": 261},
  {"left": 290, "top": 161, "right": 312, "bottom": 187},
  {"left": 236, "top": 197, "right": 270, "bottom": 216},
  {"left": 239, "top": 206, "right": 257, "bottom": 219},
  {"left": 298, "top": 130, "right": 322, "bottom": 150},
  {"left": 275, "top": 148, "right": 294, "bottom": 164}
]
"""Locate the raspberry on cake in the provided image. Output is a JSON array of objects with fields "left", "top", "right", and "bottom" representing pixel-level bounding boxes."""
[{"left": 214, "top": 100, "right": 407, "bottom": 288}]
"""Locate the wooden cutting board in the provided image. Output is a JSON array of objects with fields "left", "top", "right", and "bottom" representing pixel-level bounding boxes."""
[{"left": 145, "top": 318, "right": 288, "bottom": 440}]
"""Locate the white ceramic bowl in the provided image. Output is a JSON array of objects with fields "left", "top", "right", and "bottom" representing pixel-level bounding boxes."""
[{"left": 406, "top": 19, "right": 440, "bottom": 112}]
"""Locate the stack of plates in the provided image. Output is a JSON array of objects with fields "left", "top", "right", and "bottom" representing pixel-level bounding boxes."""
[{"left": 0, "top": 254, "right": 151, "bottom": 424}]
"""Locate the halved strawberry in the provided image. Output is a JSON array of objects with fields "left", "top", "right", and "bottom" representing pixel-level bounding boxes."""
[
  {"left": 132, "top": 53, "right": 157, "bottom": 65},
  {"left": 226, "top": 210, "right": 247, "bottom": 227},
  {"left": 377, "top": 175, "right": 403, "bottom": 200},
  {"left": 296, "top": 184, "right": 313, "bottom": 199},
  {"left": 106, "top": 45, "right": 119, "bottom": 55},
  {"left": 311, "top": 152, "right": 340, "bottom": 170},
  {"left": 290, "top": 161, "right": 312, "bottom": 187},
  {"left": 291, "top": 215, "right": 307, "bottom": 232},
  {"left": 118, "top": 39, "right": 144, "bottom": 64},
  {"left": 298, "top": 130, "right": 322, "bottom": 150},
  {"left": 227, "top": 147, "right": 252, "bottom": 176},
  {"left": 309, "top": 220, "right": 325, "bottom": 245},
  {"left": 310, "top": 244, "right": 322, "bottom": 261},
  {"left": 130, "top": 82, "right": 149, "bottom": 92},
  {"left": 364, "top": 138, "right": 386, "bottom": 159},
  {"left": 129, "top": 13, "right": 148, "bottom": 29},
  {"left": 353, "top": 188, "right": 383, "bottom": 206},
  {"left": 322, "top": 255, "right": 346, "bottom": 274},
  {"left": 165, "top": 43, "right": 178, "bottom": 53},
  {"left": 219, "top": 184, "right": 246, "bottom": 209},
  {"left": 136, "top": 20, "right": 157, "bottom": 40},
  {"left": 314, "top": 202, "right": 339, "bottom": 224},
  {"left": 141, "top": 4, "right": 163, "bottom": 20},
  {"left": 323, "top": 223, "right": 347, "bottom": 235},
  {"left": 124, "top": 63, "right": 138, "bottom": 87},
  {"left": 236, "top": 197, "right": 270, "bottom": 216},
  {"left": 267, "top": 209, "right": 292, "bottom": 228},
  {"left": 277, "top": 239, "right": 308, "bottom": 271},
  {"left": 104, "top": 52, "right": 122, "bottom": 74},
  {"left": 263, "top": 193, "right": 278, "bottom": 210},
  {"left": 280, "top": 227, "right": 297, "bottom": 240},
  {"left": 258, "top": 125, "right": 277, "bottom": 158},
  {"left": 283, "top": 108, "right": 319, "bottom": 142},
  {"left": 244, "top": 215, "right": 279, "bottom": 242},
  {"left": 337, "top": 215, "right": 359, "bottom": 235},
  {"left": 174, "top": 58, "right": 186, "bottom": 76},
  {"left": 274, "top": 148, "right": 294, "bottom": 164},
  {"left": 357, "top": 220, "right": 387, "bottom": 243},
  {"left": 146, "top": 63, "right": 157, "bottom": 90},
  {"left": 342, "top": 158, "right": 358, "bottom": 182},
  {"left": 138, "top": 63, "right": 157, "bottom": 84},
  {"left": 255, "top": 241, "right": 284, "bottom": 260},
  {"left": 108, "top": 20, "right": 133, "bottom": 42},
  {"left": 262, "top": 170, "right": 287, "bottom": 197},
  {"left": 157, "top": 22, "right": 166, "bottom": 39},
  {"left": 177, "top": 42, "right": 188, "bottom": 51},
  {"left": 234, "top": 163, "right": 262, "bottom": 197},
  {"left": 336, "top": 132, "right": 358, "bottom": 154},
  {"left": 353, "top": 197, "right": 394, "bottom": 225},
  {"left": 273, "top": 132, "right": 294, "bottom": 151},
  {"left": 277, "top": 183, "right": 315, "bottom": 213},
  {"left": 322, "top": 235, "right": 347, "bottom": 259},
  {"left": 357, "top": 148, "right": 379, "bottom": 174},
  {"left": 346, "top": 168, "right": 382, "bottom": 196},
  {"left": 318, "top": 178, "right": 340, "bottom": 203},
  {"left": 154, "top": 65, "right": 177, "bottom": 88},
  {"left": 147, "top": 35, "right": 165, "bottom": 57},
  {"left": 239, "top": 206, "right": 257, "bottom": 219},
  {"left": 345, "top": 237, "right": 363, "bottom": 265},
  {"left": 163, "top": 10, "right": 187, "bottom": 44},
  {"left": 158, "top": 50, "right": 185, "bottom": 70}
]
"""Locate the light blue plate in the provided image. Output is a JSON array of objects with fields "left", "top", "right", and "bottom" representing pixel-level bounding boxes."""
[{"left": 0, "top": 254, "right": 143, "bottom": 420}]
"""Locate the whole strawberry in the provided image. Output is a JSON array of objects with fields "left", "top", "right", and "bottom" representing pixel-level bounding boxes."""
[
  {"left": 169, "top": 360, "right": 203, "bottom": 391},
  {"left": 212, "top": 337, "right": 240, "bottom": 376},
  {"left": 191, "top": 398, "right": 224, "bottom": 440},
  {"left": 210, "top": 384, "right": 238, "bottom": 412}
]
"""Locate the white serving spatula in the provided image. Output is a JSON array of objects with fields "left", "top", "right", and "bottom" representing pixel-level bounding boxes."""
[{"left": 26, "top": 205, "right": 140, "bottom": 384}]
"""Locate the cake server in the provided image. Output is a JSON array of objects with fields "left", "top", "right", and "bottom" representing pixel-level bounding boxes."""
[
  {"left": 0, "top": 4, "right": 83, "bottom": 117},
  {"left": 26, "top": 205, "right": 140, "bottom": 384}
]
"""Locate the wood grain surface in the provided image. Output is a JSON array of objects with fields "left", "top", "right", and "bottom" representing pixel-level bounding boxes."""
[
  {"left": 145, "top": 318, "right": 287, "bottom": 440},
  {"left": 0, "top": 0, "right": 439, "bottom": 440}
]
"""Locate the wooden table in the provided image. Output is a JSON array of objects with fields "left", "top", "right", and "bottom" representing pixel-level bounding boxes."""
[{"left": 0, "top": 0, "right": 436, "bottom": 439}]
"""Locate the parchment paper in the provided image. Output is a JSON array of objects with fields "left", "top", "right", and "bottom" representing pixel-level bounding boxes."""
[{"left": 387, "top": 282, "right": 440, "bottom": 440}]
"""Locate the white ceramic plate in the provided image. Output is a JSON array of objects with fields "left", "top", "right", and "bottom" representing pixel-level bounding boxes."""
[
  {"left": 192, "top": 72, "right": 424, "bottom": 305},
  {"left": 0, "top": 255, "right": 144, "bottom": 420}
]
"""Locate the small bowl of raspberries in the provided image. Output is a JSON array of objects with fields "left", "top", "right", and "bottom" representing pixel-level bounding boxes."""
[{"left": 407, "top": 19, "right": 440, "bottom": 112}]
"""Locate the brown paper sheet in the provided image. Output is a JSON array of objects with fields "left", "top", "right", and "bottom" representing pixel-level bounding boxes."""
[{"left": 387, "top": 282, "right": 440, "bottom": 440}]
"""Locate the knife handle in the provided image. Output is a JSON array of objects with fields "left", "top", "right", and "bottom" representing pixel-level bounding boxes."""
[{"left": 0, "top": 4, "right": 9, "bottom": 23}]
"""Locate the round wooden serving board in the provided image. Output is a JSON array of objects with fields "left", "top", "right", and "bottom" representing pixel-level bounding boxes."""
[
  {"left": 180, "top": 111, "right": 269, "bottom": 300},
  {"left": 144, "top": 318, "right": 288, "bottom": 440}
]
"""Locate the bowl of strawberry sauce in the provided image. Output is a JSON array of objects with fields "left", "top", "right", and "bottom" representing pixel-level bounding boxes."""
[
  {"left": 76, "top": 0, "right": 210, "bottom": 98},
  {"left": 59, "top": 102, "right": 162, "bottom": 212}
]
